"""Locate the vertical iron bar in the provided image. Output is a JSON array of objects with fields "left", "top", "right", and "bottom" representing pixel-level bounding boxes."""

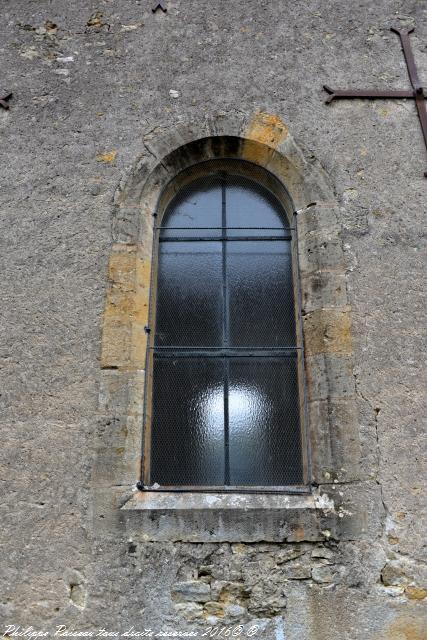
[
  {"left": 391, "top": 28, "right": 422, "bottom": 91},
  {"left": 221, "top": 173, "right": 230, "bottom": 485},
  {"left": 392, "top": 27, "right": 427, "bottom": 156},
  {"left": 414, "top": 91, "right": 427, "bottom": 150}
]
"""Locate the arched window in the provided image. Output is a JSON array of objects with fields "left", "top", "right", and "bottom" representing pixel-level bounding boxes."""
[{"left": 143, "top": 160, "right": 306, "bottom": 490}]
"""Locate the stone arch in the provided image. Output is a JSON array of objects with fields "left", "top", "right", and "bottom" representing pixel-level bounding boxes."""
[{"left": 95, "top": 111, "right": 360, "bottom": 528}]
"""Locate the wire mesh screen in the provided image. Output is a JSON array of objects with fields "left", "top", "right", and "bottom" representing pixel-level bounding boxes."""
[{"left": 149, "top": 164, "right": 304, "bottom": 487}]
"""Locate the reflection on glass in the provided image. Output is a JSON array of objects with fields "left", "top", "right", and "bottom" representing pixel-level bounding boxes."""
[
  {"left": 151, "top": 359, "right": 225, "bottom": 485},
  {"left": 198, "top": 379, "right": 268, "bottom": 442},
  {"left": 229, "top": 358, "right": 302, "bottom": 485}
]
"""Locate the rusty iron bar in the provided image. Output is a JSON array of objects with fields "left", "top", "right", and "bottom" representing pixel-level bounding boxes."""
[
  {"left": 392, "top": 27, "right": 422, "bottom": 91},
  {"left": 0, "top": 93, "right": 12, "bottom": 110},
  {"left": 152, "top": 0, "right": 167, "bottom": 12},
  {"left": 392, "top": 27, "right": 427, "bottom": 155},
  {"left": 323, "top": 27, "right": 427, "bottom": 177},
  {"left": 323, "top": 86, "right": 423, "bottom": 103}
]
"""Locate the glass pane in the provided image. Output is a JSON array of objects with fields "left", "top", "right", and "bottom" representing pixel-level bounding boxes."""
[
  {"left": 150, "top": 357, "right": 225, "bottom": 485},
  {"left": 160, "top": 176, "right": 222, "bottom": 238},
  {"left": 228, "top": 357, "right": 302, "bottom": 486},
  {"left": 226, "top": 177, "right": 289, "bottom": 236},
  {"left": 155, "top": 241, "right": 223, "bottom": 347},
  {"left": 228, "top": 241, "right": 296, "bottom": 348}
]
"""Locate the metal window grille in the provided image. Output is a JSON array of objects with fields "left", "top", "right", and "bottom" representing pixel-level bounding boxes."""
[{"left": 143, "top": 165, "right": 306, "bottom": 491}]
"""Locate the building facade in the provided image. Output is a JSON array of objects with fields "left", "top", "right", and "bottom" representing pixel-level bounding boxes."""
[{"left": 1, "top": 1, "right": 426, "bottom": 638}]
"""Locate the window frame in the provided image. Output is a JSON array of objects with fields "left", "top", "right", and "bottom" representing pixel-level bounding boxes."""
[
  {"left": 96, "top": 116, "right": 362, "bottom": 542},
  {"left": 141, "top": 159, "right": 311, "bottom": 493}
]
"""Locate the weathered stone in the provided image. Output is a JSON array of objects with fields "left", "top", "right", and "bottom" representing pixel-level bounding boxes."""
[
  {"left": 210, "top": 580, "right": 229, "bottom": 601},
  {"left": 203, "top": 601, "right": 225, "bottom": 616},
  {"left": 296, "top": 205, "right": 340, "bottom": 238},
  {"left": 247, "top": 583, "right": 287, "bottom": 617},
  {"left": 405, "top": 586, "right": 427, "bottom": 600},
  {"left": 174, "top": 602, "right": 204, "bottom": 621},
  {"left": 298, "top": 233, "right": 345, "bottom": 275},
  {"left": 303, "top": 308, "right": 353, "bottom": 357},
  {"left": 2, "top": 3, "right": 426, "bottom": 639},
  {"left": 275, "top": 548, "right": 306, "bottom": 564},
  {"left": 122, "top": 491, "right": 344, "bottom": 542},
  {"left": 308, "top": 398, "right": 361, "bottom": 483},
  {"left": 305, "top": 354, "right": 356, "bottom": 401},
  {"left": 381, "top": 558, "right": 427, "bottom": 589},
  {"left": 311, "top": 547, "right": 335, "bottom": 560},
  {"left": 223, "top": 603, "right": 247, "bottom": 619},
  {"left": 171, "top": 580, "right": 211, "bottom": 603},
  {"left": 311, "top": 564, "right": 339, "bottom": 584},
  {"left": 281, "top": 561, "right": 312, "bottom": 580},
  {"left": 300, "top": 271, "right": 349, "bottom": 314}
]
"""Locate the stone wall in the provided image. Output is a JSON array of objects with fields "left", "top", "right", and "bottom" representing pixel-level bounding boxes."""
[{"left": 1, "top": 1, "right": 426, "bottom": 639}]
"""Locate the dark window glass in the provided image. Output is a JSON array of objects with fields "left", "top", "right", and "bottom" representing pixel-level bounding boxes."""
[
  {"left": 149, "top": 168, "right": 303, "bottom": 487},
  {"left": 228, "top": 358, "right": 302, "bottom": 486},
  {"left": 228, "top": 240, "right": 296, "bottom": 348},
  {"left": 151, "top": 358, "right": 225, "bottom": 485},
  {"left": 226, "top": 177, "right": 288, "bottom": 238},
  {"left": 160, "top": 176, "right": 222, "bottom": 238},
  {"left": 155, "top": 242, "right": 223, "bottom": 347}
]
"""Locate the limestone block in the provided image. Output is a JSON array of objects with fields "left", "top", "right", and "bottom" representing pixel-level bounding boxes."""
[
  {"left": 305, "top": 353, "right": 355, "bottom": 401},
  {"left": 174, "top": 602, "right": 204, "bottom": 621},
  {"left": 298, "top": 233, "right": 345, "bottom": 275},
  {"left": 308, "top": 398, "right": 361, "bottom": 482},
  {"left": 311, "top": 564, "right": 340, "bottom": 583},
  {"left": 171, "top": 580, "right": 211, "bottom": 603},
  {"left": 300, "top": 271, "right": 348, "bottom": 313},
  {"left": 303, "top": 308, "right": 352, "bottom": 357}
]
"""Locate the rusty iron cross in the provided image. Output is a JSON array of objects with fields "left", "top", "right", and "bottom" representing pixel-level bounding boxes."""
[
  {"left": 324, "top": 27, "right": 427, "bottom": 177},
  {"left": 152, "top": 0, "right": 167, "bottom": 12},
  {"left": 0, "top": 92, "right": 12, "bottom": 110}
]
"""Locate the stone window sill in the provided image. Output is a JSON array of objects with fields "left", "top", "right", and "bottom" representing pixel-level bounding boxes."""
[
  {"left": 123, "top": 490, "right": 315, "bottom": 511},
  {"left": 121, "top": 490, "right": 337, "bottom": 543}
]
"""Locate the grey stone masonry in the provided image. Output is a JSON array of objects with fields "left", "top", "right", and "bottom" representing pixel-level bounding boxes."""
[{"left": 0, "top": 1, "right": 426, "bottom": 639}]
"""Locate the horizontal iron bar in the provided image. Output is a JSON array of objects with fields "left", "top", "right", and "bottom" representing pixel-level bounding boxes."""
[
  {"left": 142, "top": 485, "right": 310, "bottom": 494},
  {"left": 159, "top": 235, "right": 292, "bottom": 242},
  {"left": 156, "top": 226, "right": 295, "bottom": 230},
  {"left": 153, "top": 349, "right": 299, "bottom": 358},
  {"left": 333, "top": 89, "right": 422, "bottom": 98},
  {"left": 324, "top": 86, "right": 425, "bottom": 104},
  {"left": 153, "top": 345, "right": 300, "bottom": 350}
]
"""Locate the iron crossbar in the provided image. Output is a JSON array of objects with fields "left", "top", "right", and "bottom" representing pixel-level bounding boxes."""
[
  {"left": 156, "top": 226, "right": 295, "bottom": 230},
  {"left": 159, "top": 235, "right": 292, "bottom": 242},
  {"left": 153, "top": 346, "right": 301, "bottom": 350},
  {"left": 153, "top": 348, "right": 300, "bottom": 358},
  {"left": 324, "top": 27, "right": 427, "bottom": 177},
  {"left": 139, "top": 484, "right": 311, "bottom": 494}
]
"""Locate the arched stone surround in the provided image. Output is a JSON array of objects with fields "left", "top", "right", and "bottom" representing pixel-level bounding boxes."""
[{"left": 93, "top": 111, "right": 368, "bottom": 543}]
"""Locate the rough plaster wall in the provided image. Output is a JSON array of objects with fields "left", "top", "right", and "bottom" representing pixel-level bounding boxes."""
[{"left": 0, "top": 0, "right": 426, "bottom": 638}]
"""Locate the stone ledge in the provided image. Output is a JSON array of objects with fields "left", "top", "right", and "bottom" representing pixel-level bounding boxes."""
[
  {"left": 120, "top": 490, "right": 339, "bottom": 543},
  {"left": 118, "top": 481, "right": 381, "bottom": 543},
  {"left": 122, "top": 490, "right": 314, "bottom": 511}
]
